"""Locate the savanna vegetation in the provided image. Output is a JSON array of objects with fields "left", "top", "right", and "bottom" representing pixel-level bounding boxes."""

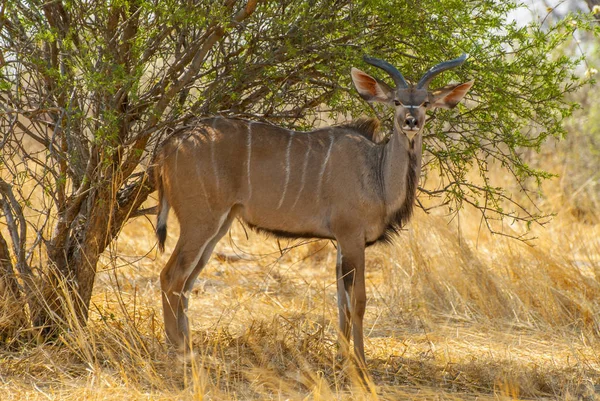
[{"left": 1, "top": 0, "right": 599, "bottom": 399}]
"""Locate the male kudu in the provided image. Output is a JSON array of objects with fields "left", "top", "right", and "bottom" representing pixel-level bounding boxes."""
[{"left": 153, "top": 54, "right": 474, "bottom": 366}]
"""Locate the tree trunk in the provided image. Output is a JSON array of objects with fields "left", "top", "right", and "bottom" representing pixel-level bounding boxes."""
[
  {"left": 33, "top": 175, "right": 153, "bottom": 331},
  {"left": 0, "top": 231, "right": 26, "bottom": 340},
  {"left": 0, "top": 232, "right": 21, "bottom": 302}
]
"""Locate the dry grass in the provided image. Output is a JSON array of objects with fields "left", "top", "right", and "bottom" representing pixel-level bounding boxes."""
[{"left": 1, "top": 160, "right": 600, "bottom": 400}]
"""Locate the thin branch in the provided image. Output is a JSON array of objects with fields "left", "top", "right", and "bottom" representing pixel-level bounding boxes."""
[{"left": 0, "top": 179, "right": 32, "bottom": 277}]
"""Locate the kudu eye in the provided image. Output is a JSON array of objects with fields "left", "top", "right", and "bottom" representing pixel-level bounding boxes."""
[
  {"left": 394, "top": 100, "right": 401, "bottom": 106},
  {"left": 423, "top": 101, "right": 430, "bottom": 107}
]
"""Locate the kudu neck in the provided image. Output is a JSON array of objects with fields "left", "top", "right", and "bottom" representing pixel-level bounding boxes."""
[{"left": 381, "top": 130, "right": 423, "bottom": 215}]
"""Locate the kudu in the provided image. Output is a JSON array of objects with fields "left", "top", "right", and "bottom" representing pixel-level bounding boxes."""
[{"left": 153, "top": 54, "right": 474, "bottom": 366}]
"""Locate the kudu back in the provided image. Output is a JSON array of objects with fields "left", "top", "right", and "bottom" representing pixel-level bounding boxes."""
[{"left": 153, "top": 54, "right": 474, "bottom": 367}]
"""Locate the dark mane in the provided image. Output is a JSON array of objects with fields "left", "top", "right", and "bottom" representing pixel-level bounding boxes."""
[
  {"left": 367, "top": 145, "right": 419, "bottom": 246},
  {"left": 335, "top": 117, "right": 381, "bottom": 142}
]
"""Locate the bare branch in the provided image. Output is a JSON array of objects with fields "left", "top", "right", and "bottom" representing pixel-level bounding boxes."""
[
  {"left": 0, "top": 230, "right": 23, "bottom": 299},
  {"left": 0, "top": 179, "right": 31, "bottom": 278},
  {"left": 121, "top": 0, "right": 262, "bottom": 179}
]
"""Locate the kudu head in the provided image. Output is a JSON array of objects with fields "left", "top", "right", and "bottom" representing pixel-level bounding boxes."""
[{"left": 351, "top": 54, "right": 474, "bottom": 140}]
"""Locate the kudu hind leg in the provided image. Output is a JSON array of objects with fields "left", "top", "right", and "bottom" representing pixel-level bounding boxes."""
[
  {"left": 182, "top": 211, "right": 235, "bottom": 295},
  {"left": 160, "top": 211, "right": 230, "bottom": 351}
]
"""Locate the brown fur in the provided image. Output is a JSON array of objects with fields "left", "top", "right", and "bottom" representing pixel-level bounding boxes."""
[
  {"left": 152, "top": 60, "right": 472, "bottom": 369},
  {"left": 336, "top": 117, "right": 381, "bottom": 142},
  {"left": 152, "top": 115, "right": 422, "bottom": 365}
]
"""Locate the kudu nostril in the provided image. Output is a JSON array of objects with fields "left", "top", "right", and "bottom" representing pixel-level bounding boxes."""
[{"left": 405, "top": 117, "right": 417, "bottom": 128}]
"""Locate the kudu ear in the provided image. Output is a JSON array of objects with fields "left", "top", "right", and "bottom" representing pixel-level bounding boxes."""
[
  {"left": 351, "top": 68, "right": 394, "bottom": 103},
  {"left": 430, "top": 80, "right": 474, "bottom": 109}
]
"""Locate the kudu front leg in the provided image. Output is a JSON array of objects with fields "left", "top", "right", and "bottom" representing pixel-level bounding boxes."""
[
  {"left": 336, "top": 246, "right": 352, "bottom": 356},
  {"left": 336, "top": 238, "right": 367, "bottom": 367}
]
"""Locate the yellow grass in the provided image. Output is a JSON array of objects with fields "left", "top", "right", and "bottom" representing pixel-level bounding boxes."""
[{"left": 1, "top": 157, "right": 600, "bottom": 400}]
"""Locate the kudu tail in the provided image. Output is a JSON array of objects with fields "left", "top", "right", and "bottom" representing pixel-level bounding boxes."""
[{"left": 154, "top": 160, "right": 169, "bottom": 253}]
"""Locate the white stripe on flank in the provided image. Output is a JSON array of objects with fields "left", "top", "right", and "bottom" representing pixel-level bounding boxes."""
[
  {"left": 195, "top": 162, "right": 212, "bottom": 212},
  {"left": 291, "top": 134, "right": 311, "bottom": 209},
  {"left": 173, "top": 137, "right": 186, "bottom": 193},
  {"left": 174, "top": 139, "right": 180, "bottom": 176},
  {"left": 277, "top": 131, "right": 294, "bottom": 209},
  {"left": 210, "top": 119, "right": 220, "bottom": 190},
  {"left": 247, "top": 122, "right": 253, "bottom": 200},
  {"left": 316, "top": 134, "right": 334, "bottom": 201}
]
